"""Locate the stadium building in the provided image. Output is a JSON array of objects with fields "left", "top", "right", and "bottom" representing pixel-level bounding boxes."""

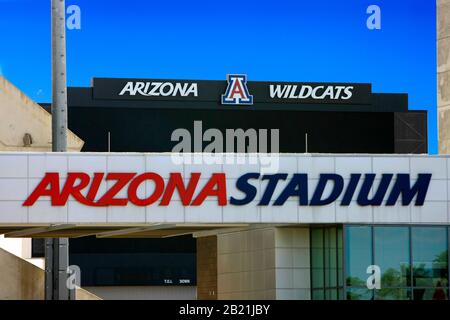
[{"left": 1, "top": 74, "right": 449, "bottom": 300}]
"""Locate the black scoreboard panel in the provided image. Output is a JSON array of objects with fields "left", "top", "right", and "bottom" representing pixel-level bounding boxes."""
[
  {"left": 69, "top": 236, "right": 196, "bottom": 286},
  {"left": 68, "top": 108, "right": 398, "bottom": 154}
]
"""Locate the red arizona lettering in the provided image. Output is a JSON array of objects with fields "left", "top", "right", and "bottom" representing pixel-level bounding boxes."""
[
  {"left": 24, "top": 171, "right": 229, "bottom": 207},
  {"left": 86, "top": 172, "right": 105, "bottom": 204},
  {"left": 160, "top": 172, "right": 201, "bottom": 206},
  {"left": 191, "top": 173, "right": 227, "bottom": 206},
  {"left": 57, "top": 172, "right": 93, "bottom": 206},
  {"left": 97, "top": 173, "right": 136, "bottom": 206},
  {"left": 128, "top": 173, "right": 165, "bottom": 206},
  {"left": 23, "top": 172, "right": 61, "bottom": 206}
]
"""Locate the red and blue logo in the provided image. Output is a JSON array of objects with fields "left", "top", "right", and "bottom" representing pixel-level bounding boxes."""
[
  {"left": 221, "top": 74, "right": 253, "bottom": 105},
  {"left": 23, "top": 172, "right": 432, "bottom": 207}
]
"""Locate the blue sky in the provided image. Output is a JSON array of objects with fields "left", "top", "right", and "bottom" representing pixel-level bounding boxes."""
[{"left": 0, "top": 0, "right": 437, "bottom": 152}]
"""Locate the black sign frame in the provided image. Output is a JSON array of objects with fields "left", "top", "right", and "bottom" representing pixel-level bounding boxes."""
[{"left": 92, "top": 77, "right": 372, "bottom": 105}]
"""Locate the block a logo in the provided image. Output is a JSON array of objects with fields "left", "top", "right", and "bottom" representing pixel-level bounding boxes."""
[{"left": 221, "top": 74, "right": 253, "bottom": 105}]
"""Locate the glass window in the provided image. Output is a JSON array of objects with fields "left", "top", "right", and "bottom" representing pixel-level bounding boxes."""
[
  {"left": 311, "top": 228, "right": 324, "bottom": 289},
  {"left": 341, "top": 225, "right": 450, "bottom": 300},
  {"left": 325, "top": 288, "right": 338, "bottom": 300},
  {"left": 345, "top": 226, "right": 372, "bottom": 287},
  {"left": 346, "top": 288, "right": 373, "bottom": 300},
  {"left": 338, "top": 288, "right": 345, "bottom": 300},
  {"left": 375, "top": 288, "right": 411, "bottom": 300},
  {"left": 310, "top": 226, "right": 344, "bottom": 300},
  {"left": 412, "top": 227, "right": 448, "bottom": 288},
  {"left": 337, "top": 227, "right": 343, "bottom": 287},
  {"left": 324, "top": 228, "right": 337, "bottom": 288},
  {"left": 413, "top": 288, "right": 448, "bottom": 300},
  {"left": 312, "top": 269, "right": 324, "bottom": 289},
  {"left": 312, "top": 289, "right": 324, "bottom": 300},
  {"left": 374, "top": 227, "right": 410, "bottom": 287}
]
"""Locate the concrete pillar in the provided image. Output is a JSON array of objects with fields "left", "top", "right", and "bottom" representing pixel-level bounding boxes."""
[
  {"left": 197, "top": 236, "right": 218, "bottom": 300},
  {"left": 216, "top": 227, "right": 311, "bottom": 300},
  {"left": 438, "top": 0, "right": 450, "bottom": 153},
  {"left": 217, "top": 227, "right": 276, "bottom": 300},
  {"left": 273, "top": 228, "right": 311, "bottom": 300}
]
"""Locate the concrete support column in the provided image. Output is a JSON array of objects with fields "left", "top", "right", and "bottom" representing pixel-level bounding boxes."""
[
  {"left": 273, "top": 228, "right": 311, "bottom": 300},
  {"left": 438, "top": 0, "right": 450, "bottom": 153},
  {"left": 216, "top": 227, "right": 311, "bottom": 300},
  {"left": 197, "top": 236, "right": 218, "bottom": 300}
]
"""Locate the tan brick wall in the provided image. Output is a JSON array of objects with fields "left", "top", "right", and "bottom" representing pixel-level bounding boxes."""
[
  {"left": 196, "top": 236, "right": 217, "bottom": 300},
  {"left": 438, "top": 0, "right": 450, "bottom": 153}
]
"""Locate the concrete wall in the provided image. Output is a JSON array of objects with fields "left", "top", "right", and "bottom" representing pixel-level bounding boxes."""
[
  {"left": 0, "top": 247, "right": 44, "bottom": 299},
  {"left": 216, "top": 227, "right": 311, "bottom": 300},
  {"left": 0, "top": 247, "right": 99, "bottom": 300},
  {"left": 75, "top": 287, "right": 102, "bottom": 300},
  {"left": 0, "top": 76, "right": 84, "bottom": 152},
  {"left": 439, "top": 0, "right": 450, "bottom": 153}
]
